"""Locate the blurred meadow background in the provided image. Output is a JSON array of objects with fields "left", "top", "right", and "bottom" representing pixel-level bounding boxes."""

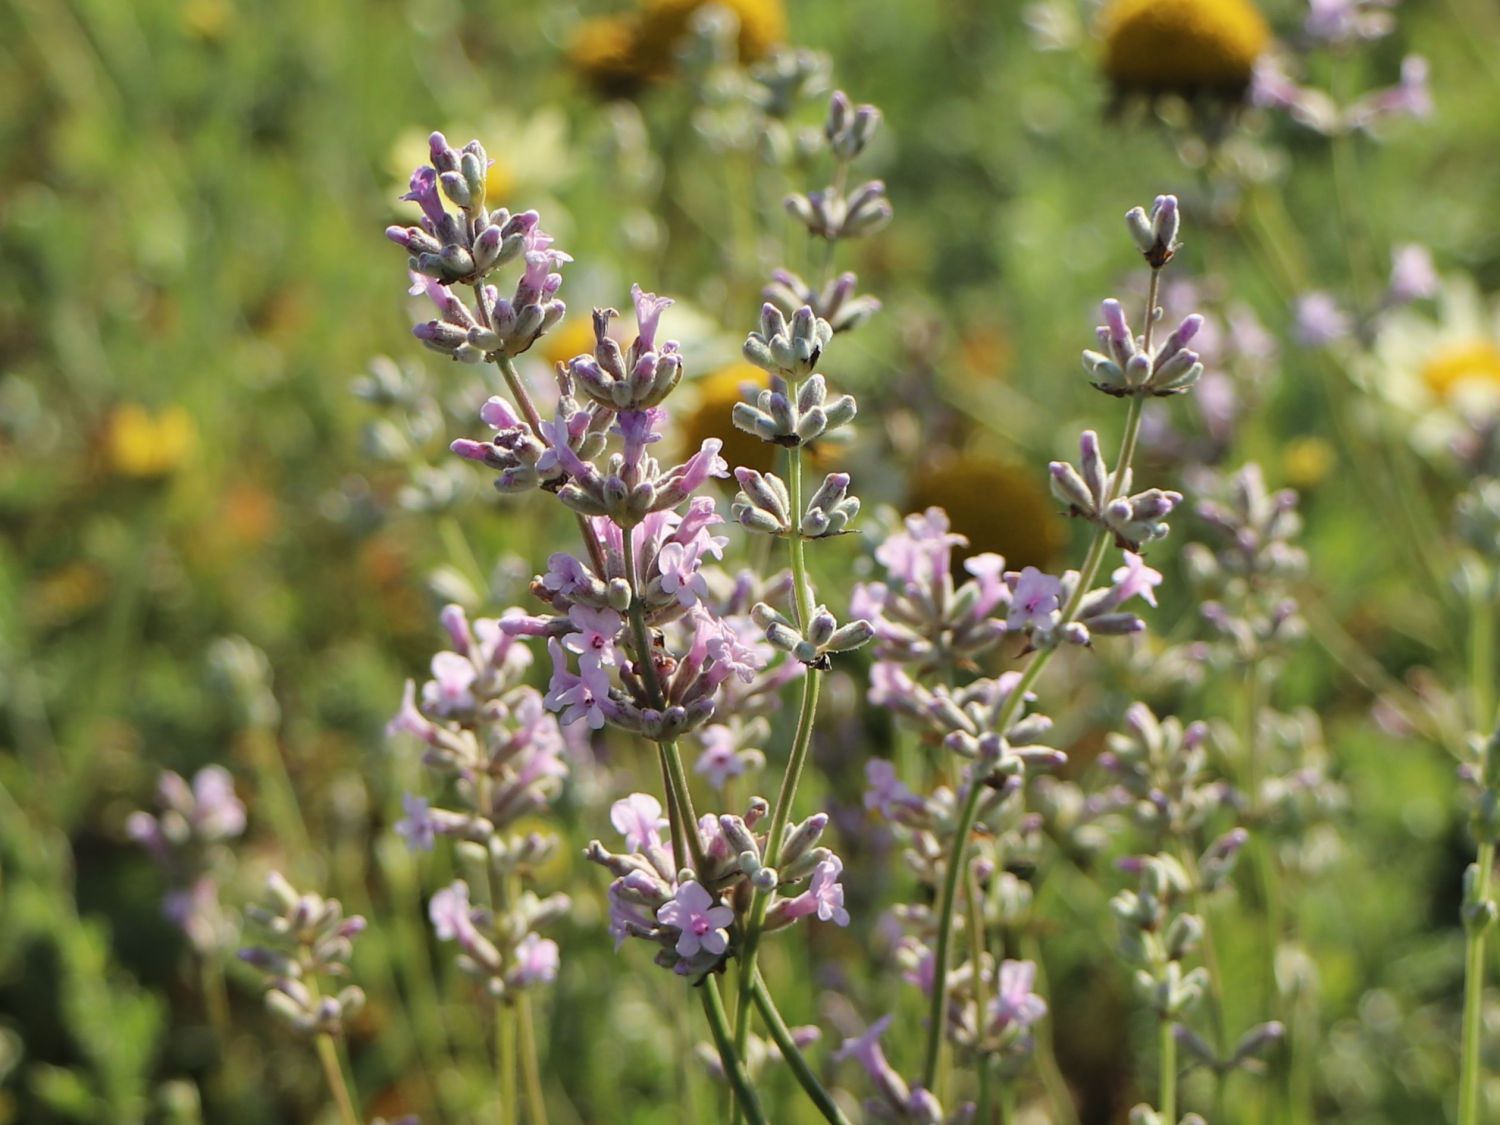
[{"left": 4, "top": 0, "right": 1500, "bottom": 1121}]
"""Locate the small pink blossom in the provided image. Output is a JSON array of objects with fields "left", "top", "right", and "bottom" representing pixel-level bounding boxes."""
[
  {"left": 656, "top": 881, "right": 734, "bottom": 959},
  {"left": 1007, "top": 568, "right": 1062, "bottom": 631},
  {"left": 784, "top": 856, "right": 851, "bottom": 926},
  {"left": 1111, "top": 551, "right": 1163, "bottom": 608}
]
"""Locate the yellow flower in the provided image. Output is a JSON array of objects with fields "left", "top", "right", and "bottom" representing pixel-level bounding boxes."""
[
  {"left": 570, "top": 0, "right": 785, "bottom": 96},
  {"left": 1098, "top": 0, "right": 1269, "bottom": 99},
  {"left": 1360, "top": 278, "right": 1500, "bottom": 455},
  {"left": 540, "top": 318, "right": 601, "bottom": 370},
  {"left": 679, "top": 364, "right": 778, "bottom": 476},
  {"left": 106, "top": 404, "right": 196, "bottom": 478},
  {"left": 908, "top": 456, "right": 1064, "bottom": 573},
  {"left": 637, "top": 0, "right": 785, "bottom": 64},
  {"left": 568, "top": 16, "right": 651, "bottom": 98},
  {"left": 1419, "top": 340, "right": 1500, "bottom": 401},
  {"left": 1281, "top": 436, "right": 1335, "bottom": 491}
]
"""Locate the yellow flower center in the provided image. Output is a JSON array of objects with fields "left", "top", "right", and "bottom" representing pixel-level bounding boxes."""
[
  {"left": 1419, "top": 340, "right": 1500, "bottom": 401},
  {"left": 1099, "top": 0, "right": 1269, "bottom": 95}
]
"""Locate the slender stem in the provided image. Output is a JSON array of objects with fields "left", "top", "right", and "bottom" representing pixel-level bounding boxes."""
[
  {"left": 1159, "top": 1017, "right": 1178, "bottom": 1124},
  {"left": 701, "top": 978, "right": 769, "bottom": 1125},
  {"left": 966, "top": 862, "right": 992, "bottom": 1122},
  {"left": 517, "top": 993, "right": 548, "bottom": 1125},
  {"left": 1472, "top": 568, "right": 1497, "bottom": 733},
  {"left": 494, "top": 354, "right": 545, "bottom": 435},
  {"left": 498, "top": 1000, "right": 518, "bottom": 1125},
  {"left": 315, "top": 1034, "right": 361, "bottom": 1125},
  {"left": 733, "top": 664, "right": 821, "bottom": 1082},
  {"left": 749, "top": 972, "right": 852, "bottom": 1124},
  {"left": 1461, "top": 893, "right": 1491, "bottom": 1125},
  {"left": 731, "top": 433, "right": 822, "bottom": 1095},
  {"left": 924, "top": 376, "right": 1150, "bottom": 1090}
]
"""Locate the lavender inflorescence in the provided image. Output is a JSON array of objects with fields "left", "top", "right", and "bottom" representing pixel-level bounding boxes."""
[{"left": 238, "top": 873, "right": 367, "bottom": 1038}]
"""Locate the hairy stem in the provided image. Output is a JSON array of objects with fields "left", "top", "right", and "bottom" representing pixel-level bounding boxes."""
[{"left": 518, "top": 993, "right": 548, "bottom": 1125}]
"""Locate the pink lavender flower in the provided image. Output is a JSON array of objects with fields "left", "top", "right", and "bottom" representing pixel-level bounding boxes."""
[
  {"left": 395, "top": 793, "right": 437, "bottom": 851},
  {"left": 422, "top": 650, "right": 478, "bottom": 715},
  {"left": 562, "top": 605, "right": 623, "bottom": 672},
  {"left": 1111, "top": 552, "right": 1164, "bottom": 608},
  {"left": 509, "top": 933, "right": 561, "bottom": 986},
  {"left": 1007, "top": 568, "right": 1063, "bottom": 631},
  {"left": 656, "top": 881, "right": 734, "bottom": 958},
  {"left": 1305, "top": 0, "right": 1396, "bottom": 44},
  {"left": 611, "top": 793, "right": 669, "bottom": 852},
  {"left": 1294, "top": 292, "right": 1352, "bottom": 347},
  {"left": 694, "top": 725, "right": 759, "bottom": 789},
  {"left": 545, "top": 639, "right": 610, "bottom": 729},
  {"left": 387, "top": 679, "right": 440, "bottom": 743},
  {"left": 1347, "top": 56, "right": 1432, "bottom": 130},
  {"left": 783, "top": 856, "right": 851, "bottom": 926},
  {"left": 429, "top": 880, "right": 479, "bottom": 944},
  {"left": 864, "top": 758, "right": 916, "bottom": 819},
  {"left": 1388, "top": 244, "right": 1438, "bottom": 305},
  {"left": 989, "top": 959, "right": 1049, "bottom": 1033}
]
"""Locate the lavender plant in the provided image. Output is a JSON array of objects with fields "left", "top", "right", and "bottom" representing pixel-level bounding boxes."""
[{"left": 238, "top": 874, "right": 366, "bottom": 1125}]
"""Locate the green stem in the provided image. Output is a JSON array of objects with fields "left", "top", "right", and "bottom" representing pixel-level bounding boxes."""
[
  {"left": 923, "top": 375, "right": 1150, "bottom": 1091},
  {"left": 702, "top": 978, "right": 769, "bottom": 1125},
  {"left": 498, "top": 999, "right": 518, "bottom": 1125},
  {"left": 1159, "top": 1017, "right": 1178, "bottom": 1124},
  {"left": 749, "top": 972, "right": 851, "bottom": 1124},
  {"left": 1462, "top": 859, "right": 1493, "bottom": 1125},
  {"left": 315, "top": 1033, "right": 361, "bottom": 1125},
  {"left": 518, "top": 993, "right": 548, "bottom": 1125},
  {"left": 1472, "top": 568, "right": 1497, "bottom": 732},
  {"left": 731, "top": 430, "right": 823, "bottom": 1099},
  {"left": 966, "top": 861, "right": 992, "bottom": 1121}
]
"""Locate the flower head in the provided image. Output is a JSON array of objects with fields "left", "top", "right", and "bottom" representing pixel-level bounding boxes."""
[{"left": 656, "top": 881, "right": 734, "bottom": 959}]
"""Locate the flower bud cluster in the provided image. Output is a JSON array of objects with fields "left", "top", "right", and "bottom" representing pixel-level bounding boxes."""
[
  {"left": 732, "top": 368, "right": 858, "bottom": 449},
  {"left": 732, "top": 468, "right": 860, "bottom": 538},
  {"left": 427, "top": 869, "right": 568, "bottom": 999},
  {"left": 1098, "top": 703, "right": 1226, "bottom": 840},
  {"left": 389, "top": 134, "right": 569, "bottom": 361},
  {"left": 1182, "top": 464, "right": 1308, "bottom": 663},
  {"left": 587, "top": 793, "right": 849, "bottom": 978},
  {"left": 1124, "top": 195, "right": 1180, "bottom": 270},
  {"left": 1050, "top": 430, "right": 1184, "bottom": 550},
  {"left": 386, "top": 602, "right": 573, "bottom": 995},
  {"left": 751, "top": 600, "right": 874, "bottom": 668},
  {"left": 127, "top": 766, "right": 246, "bottom": 954},
  {"left": 785, "top": 91, "right": 891, "bottom": 242},
  {"left": 763, "top": 269, "right": 881, "bottom": 335},
  {"left": 238, "top": 873, "right": 366, "bottom": 1038},
  {"left": 1083, "top": 297, "right": 1205, "bottom": 398},
  {"left": 853, "top": 510, "right": 1010, "bottom": 676},
  {"left": 1110, "top": 856, "right": 1209, "bottom": 1020},
  {"left": 569, "top": 289, "right": 683, "bottom": 411}
]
